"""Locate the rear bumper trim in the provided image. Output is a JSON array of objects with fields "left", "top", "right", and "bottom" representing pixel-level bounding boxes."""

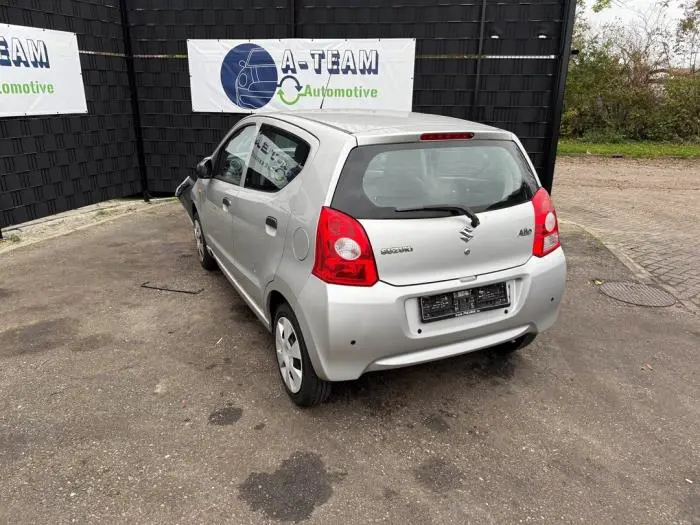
[{"left": 366, "top": 325, "right": 530, "bottom": 371}]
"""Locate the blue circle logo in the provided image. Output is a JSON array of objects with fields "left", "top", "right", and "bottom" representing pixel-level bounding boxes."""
[{"left": 220, "top": 44, "right": 279, "bottom": 110}]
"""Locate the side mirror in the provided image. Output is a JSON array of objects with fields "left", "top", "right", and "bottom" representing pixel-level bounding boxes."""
[{"left": 195, "top": 157, "right": 212, "bottom": 179}]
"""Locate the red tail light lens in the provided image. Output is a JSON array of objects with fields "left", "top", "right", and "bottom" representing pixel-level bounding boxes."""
[
  {"left": 312, "top": 207, "right": 378, "bottom": 286},
  {"left": 532, "top": 188, "right": 560, "bottom": 257}
]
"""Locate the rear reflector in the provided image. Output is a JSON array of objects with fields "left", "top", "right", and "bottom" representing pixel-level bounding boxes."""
[
  {"left": 420, "top": 132, "right": 475, "bottom": 141},
  {"left": 532, "top": 188, "right": 561, "bottom": 257}
]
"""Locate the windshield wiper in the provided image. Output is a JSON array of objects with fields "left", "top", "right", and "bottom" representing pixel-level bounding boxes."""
[{"left": 395, "top": 205, "right": 480, "bottom": 228}]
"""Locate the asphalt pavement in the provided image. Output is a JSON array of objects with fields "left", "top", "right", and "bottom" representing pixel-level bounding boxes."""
[{"left": 0, "top": 203, "right": 698, "bottom": 524}]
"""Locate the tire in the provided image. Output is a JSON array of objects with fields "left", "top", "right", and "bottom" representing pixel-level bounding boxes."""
[
  {"left": 193, "top": 214, "right": 218, "bottom": 271},
  {"left": 273, "top": 302, "right": 331, "bottom": 407},
  {"left": 493, "top": 333, "right": 537, "bottom": 355}
]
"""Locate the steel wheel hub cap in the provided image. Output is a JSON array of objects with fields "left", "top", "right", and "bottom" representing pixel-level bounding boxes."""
[
  {"left": 275, "top": 317, "right": 303, "bottom": 394},
  {"left": 194, "top": 220, "right": 204, "bottom": 261}
]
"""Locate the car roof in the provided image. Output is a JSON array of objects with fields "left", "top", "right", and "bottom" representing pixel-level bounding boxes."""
[{"left": 267, "top": 110, "right": 510, "bottom": 143}]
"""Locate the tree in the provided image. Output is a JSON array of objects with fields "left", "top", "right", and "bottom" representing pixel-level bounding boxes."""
[
  {"left": 605, "top": 6, "right": 673, "bottom": 86},
  {"left": 591, "top": 0, "right": 670, "bottom": 12},
  {"left": 590, "top": 0, "right": 699, "bottom": 72},
  {"left": 677, "top": 0, "right": 700, "bottom": 72},
  {"left": 563, "top": 0, "right": 700, "bottom": 142}
]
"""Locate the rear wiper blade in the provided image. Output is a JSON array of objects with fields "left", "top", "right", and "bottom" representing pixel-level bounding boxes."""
[{"left": 395, "top": 204, "right": 480, "bottom": 228}]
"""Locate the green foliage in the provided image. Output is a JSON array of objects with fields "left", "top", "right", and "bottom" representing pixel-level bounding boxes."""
[
  {"left": 651, "top": 75, "right": 700, "bottom": 141},
  {"left": 562, "top": 4, "right": 700, "bottom": 144},
  {"left": 558, "top": 140, "right": 700, "bottom": 157},
  {"left": 591, "top": 0, "right": 613, "bottom": 13},
  {"left": 0, "top": 233, "right": 21, "bottom": 244},
  {"left": 677, "top": 0, "right": 700, "bottom": 72}
]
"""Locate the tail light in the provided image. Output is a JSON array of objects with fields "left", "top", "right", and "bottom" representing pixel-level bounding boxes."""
[
  {"left": 312, "top": 207, "right": 378, "bottom": 286},
  {"left": 532, "top": 188, "right": 560, "bottom": 257},
  {"left": 420, "top": 132, "right": 474, "bottom": 141}
]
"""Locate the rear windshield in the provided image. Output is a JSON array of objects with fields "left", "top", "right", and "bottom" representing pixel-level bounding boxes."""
[{"left": 331, "top": 140, "right": 539, "bottom": 219}]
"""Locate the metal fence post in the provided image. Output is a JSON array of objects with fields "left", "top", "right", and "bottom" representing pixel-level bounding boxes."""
[
  {"left": 543, "top": 0, "right": 577, "bottom": 194},
  {"left": 470, "top": 0, "right": 488, "bottom": 121},
  {"left": 118, "top": 0, "right": 150, "bottom": 202},
  {"left": 290, "top": 0, "right": 297, "bottom": 38}
]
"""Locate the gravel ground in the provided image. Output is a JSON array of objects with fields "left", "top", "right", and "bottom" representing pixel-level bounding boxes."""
[{"left": 0, "top": 202, "right": 698, "bottom": 524}]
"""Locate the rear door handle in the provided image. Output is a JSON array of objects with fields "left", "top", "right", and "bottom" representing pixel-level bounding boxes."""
[
  {"left": 222, "top": 197, "right": 231, "bottom": 208},
  {"left": 265, "top": 216, "right": 277, "bottom": 229}
]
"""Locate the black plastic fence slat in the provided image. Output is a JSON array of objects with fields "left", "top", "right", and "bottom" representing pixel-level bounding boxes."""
[
  {"left": 0, "top": 0, "right": 573, "bottom": 230},
  {"left": 0, "top": 2, "right": 140, "bottom": 229},
  {"left": 127, "top": 0, "right": 569, "bottom": 197}
]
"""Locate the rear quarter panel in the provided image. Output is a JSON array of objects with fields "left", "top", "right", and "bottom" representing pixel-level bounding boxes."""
[{"left": 265, "top": 132, "right": 356, "bottom": 319}]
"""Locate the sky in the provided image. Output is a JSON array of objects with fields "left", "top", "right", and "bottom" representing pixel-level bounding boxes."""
[{"left": 585, "top": 0, "right": 683, "bottom": 26}]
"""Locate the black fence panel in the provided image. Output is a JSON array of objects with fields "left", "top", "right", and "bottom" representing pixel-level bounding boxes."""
[
  {"left": 296, "top": 0, "right": 569, "bottom": 186},
  {"left": 0, "top": 0, "right": 141, "bottom": 230},
  {"left": 128, "top": 0, "right": 574, "bottom": 195},
  {"left": 1, "top": 0, "right": 575, "bottom": 230},
  {"left": 126, "top": 0, "right": 289, "bottom": 193}
]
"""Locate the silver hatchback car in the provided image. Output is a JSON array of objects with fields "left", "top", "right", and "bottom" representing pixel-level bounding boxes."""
[{"left": 176, "top": 110, "right": 566, "bottom": 406}]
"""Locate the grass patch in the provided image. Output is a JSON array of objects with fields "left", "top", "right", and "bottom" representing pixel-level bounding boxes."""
[
  {"left": 0, "top": 233, "right": 21, "bottom": 244},
  {"left": 558, "top": 140, "right": 700, "bottom": 158}
]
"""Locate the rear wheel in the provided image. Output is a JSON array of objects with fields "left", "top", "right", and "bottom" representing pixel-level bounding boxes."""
[
  {"left": 493, "top": 333, "right": 536, "bottom": 355},
  {"left": 274, "top": 303, "right": 331, "bottom": 407},
  {"left": 193, "top": 215, "right": 217, "bottom": 271}
]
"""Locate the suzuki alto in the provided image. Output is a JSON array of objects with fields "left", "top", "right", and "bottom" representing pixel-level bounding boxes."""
[{"left": 176, "top": 110, "right": 566, "bottom": 406}]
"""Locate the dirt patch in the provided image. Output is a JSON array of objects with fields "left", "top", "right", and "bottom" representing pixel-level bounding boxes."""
[
  {"left": 413, "top": 456, "right": 464, "bottom": 494},
  {"left": 383, "top": 488, "right": 399, "bottom": 499},
  {"left": 423, "top": 414, "right": 450, "bottom": 433},
  {"left": 70, "top": 333, "right": 119, "bottom": 352},
  {"left": 208, "top": 406, "right": 243, "bottom": 426},
  {"left": 0, "top": 318, "right": 77, "bottom": 357}
]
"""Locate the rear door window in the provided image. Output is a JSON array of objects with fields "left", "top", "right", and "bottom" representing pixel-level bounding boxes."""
[
  {"left": 331, "top": 140, "right": 539, "bottom": 219},
  {"left": 243, "top": 124, "right": 310, "bottom": 193}
]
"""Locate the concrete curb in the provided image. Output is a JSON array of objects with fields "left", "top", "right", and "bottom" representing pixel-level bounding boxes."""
[
  {"left": 1, "top": 200, "right": 156, "bottom": 233},
  {"left": 0, "top": 200, "right": 175, "bottom": 256}
]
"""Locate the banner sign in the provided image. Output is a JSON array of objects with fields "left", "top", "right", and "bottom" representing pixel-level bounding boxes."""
[
  {"left": 187, "top": 39, "right": 416, "bottom": 113},
  {"left": 0, "top": 23, "right": 87, "bottom": 117}
]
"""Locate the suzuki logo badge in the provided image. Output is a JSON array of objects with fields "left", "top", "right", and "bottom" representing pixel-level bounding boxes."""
[{"left": 460, "top": 224, "right": 474, "bottom": 244}]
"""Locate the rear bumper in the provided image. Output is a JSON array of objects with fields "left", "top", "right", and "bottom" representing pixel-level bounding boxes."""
[{"left": 295, "top": 247, "right": 566, "bottom": 381}]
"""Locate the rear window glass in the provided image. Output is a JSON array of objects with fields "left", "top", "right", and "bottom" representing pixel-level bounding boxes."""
[{"left": 331, "top": 140, "right": 539, "bottom": 219}]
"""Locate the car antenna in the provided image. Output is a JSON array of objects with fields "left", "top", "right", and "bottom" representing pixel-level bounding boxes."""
[{"left": 319, "top": 73, "right": 333, "bottom": 109}]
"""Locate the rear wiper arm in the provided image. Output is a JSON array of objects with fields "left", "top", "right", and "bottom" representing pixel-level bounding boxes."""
[{"left": 395, "top": 204, "right": 480, "bottom": 228}]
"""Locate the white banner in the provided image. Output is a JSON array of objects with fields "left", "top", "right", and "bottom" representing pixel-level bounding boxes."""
[
  {"left": 187, "top": 39, "right": 415, "bottom": 113},
  {"left": 0, "top": 23, "right": 87, "bottom": 117}
]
